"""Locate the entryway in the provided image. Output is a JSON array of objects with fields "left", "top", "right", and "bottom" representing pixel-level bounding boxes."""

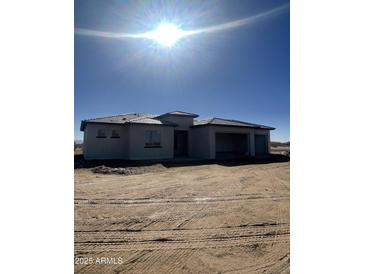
[{"left": 174, "top": 130, "right": 188, "bottom": 157}]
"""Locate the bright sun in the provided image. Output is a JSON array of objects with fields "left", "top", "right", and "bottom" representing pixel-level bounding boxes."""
[{"left": 147, "top": 23, "right": 185, "bottom": 47}]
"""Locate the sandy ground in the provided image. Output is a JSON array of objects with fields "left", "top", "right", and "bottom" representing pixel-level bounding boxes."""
[{"left": 75, "top": 161, "right": 289, "bottom": 273}]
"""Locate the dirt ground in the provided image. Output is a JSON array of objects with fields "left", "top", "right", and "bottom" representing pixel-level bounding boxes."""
[{"left": 75, "top": 161, "right": 289, "bottom": 273}]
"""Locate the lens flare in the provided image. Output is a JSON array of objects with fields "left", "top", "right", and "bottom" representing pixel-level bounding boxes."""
[
  {"left": 75, "top": 4, "right": 289, "bottom": 47},
  {"left": 144, "top": 23, "right": 186, "bottom": 47}
]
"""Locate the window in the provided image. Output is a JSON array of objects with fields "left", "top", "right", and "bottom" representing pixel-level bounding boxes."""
[
  {"left": 145, "top": 130, "right": 161, "bottom": 147},
  {"left": 96, "top": 129, "right": 106, "bottom": 138},
  {"left": 111, "top": 129, "right": 120, "bottom": 138}
]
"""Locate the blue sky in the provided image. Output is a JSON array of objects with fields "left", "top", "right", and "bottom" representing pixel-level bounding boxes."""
[{"left": 75, "top": 0, "right": 290, "bottom": 142}]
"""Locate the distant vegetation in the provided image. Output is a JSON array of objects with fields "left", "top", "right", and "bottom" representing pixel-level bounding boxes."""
[
  {"left": 271, "top": 141, "right": 290, "bottom": 147},
  {"left": 270, "top": 141, "right": 289, "bottom": 157}
]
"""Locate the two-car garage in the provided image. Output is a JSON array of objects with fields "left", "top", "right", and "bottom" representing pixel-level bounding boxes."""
[{"left": 190, "top": 118, "right": 274, "bottom": 159}]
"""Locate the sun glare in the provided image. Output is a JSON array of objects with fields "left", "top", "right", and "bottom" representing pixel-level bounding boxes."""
[{"left": 146, "top": 23, "right": 185, "bottom": 47}]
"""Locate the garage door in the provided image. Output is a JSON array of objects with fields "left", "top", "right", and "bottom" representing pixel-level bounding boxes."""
[
  {"left": 255, "top": 135, "right": 268, "bottom": 156},
  {"left": 215, "top": 133, "right": 248, "bottom": 159}
]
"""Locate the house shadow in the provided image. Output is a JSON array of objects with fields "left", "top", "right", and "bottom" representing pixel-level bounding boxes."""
[{"left": 74, "top": 154, "right": 289, "bottom": 169}]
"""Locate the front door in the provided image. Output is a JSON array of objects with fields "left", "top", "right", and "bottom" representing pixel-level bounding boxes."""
[{"left": 174, "top": 130, "right": 188, "bottom": 157}]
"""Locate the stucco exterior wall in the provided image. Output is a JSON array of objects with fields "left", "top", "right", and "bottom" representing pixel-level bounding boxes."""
[
  {"left": 83, "top": 123, "right": 128, "bottom": 160},
  {"left": 128, "top": 124, "right": 174, "bottom": 160}
]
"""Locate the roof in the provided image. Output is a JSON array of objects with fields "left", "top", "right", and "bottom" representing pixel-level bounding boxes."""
[
  {"left": 192, "top": 117, "right": 275, "bottom": 130},
  {"left": 80, "top": 112, "right": 274, "bottom": 131},
  {"left": 158, "top": 111, "right": 199, "bottom": 118},
  {"left": 80, "top": 113, "right": 177, "bottom": 131},
  {"left": 128, "top": 116, "right": 177, "bottom": 126}
]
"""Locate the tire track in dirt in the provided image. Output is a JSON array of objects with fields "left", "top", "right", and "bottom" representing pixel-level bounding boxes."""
[
  {"left": 113, "top": 250, "right": 152, "bottom": 273},
  {"left": 75, "top": 223, "right": 289, "bottom": 242},
  {"left": 227, "top": 252, "right": 289, "bottom": 274},
  {"left": 75, "top": 223, "right": 289, "bottom": 251},
  {"left": 74, "top": 193, "right": 289, "bottom": 206},
  {"left": 75, "top": 222, "right": 288, "bottom": 233},
  {"left": 75, "top": 234, "right": 289, "bottom": 252},
  {"left": 115, "top": 249, "right": 199, "bottom": 274}
]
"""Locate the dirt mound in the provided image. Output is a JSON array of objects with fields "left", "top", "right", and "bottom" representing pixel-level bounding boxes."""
[{"left": 91, "top": 164, "right": 166, "bottom": 176}]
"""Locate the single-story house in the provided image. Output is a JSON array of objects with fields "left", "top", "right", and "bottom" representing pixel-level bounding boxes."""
[{"left": 80, "top": 111, "right": 275, "bottom": 160}]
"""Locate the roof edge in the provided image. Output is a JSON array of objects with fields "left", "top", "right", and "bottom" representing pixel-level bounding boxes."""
[
  {"left": 80, "top": 120, "right": 131, "bottom": 131},
  {"left": 191, "top": 124, "right": 275, "bottom": 130},
  {"left": 83, "top": 113, "right": 141, "bottom": 122},
  {"left": 157, "top": 111, "right": 199, "bottom": 118},
  {"left": 126, "top": 122, "right": 177, "bottom": 127},
  {"left": 80, "top": 119, "right": 178, "bottom": 131}
]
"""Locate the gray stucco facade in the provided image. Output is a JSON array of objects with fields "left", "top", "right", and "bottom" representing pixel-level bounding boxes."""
[{"left": 81, "top": 111, "right": 274, "bottom": 160}]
